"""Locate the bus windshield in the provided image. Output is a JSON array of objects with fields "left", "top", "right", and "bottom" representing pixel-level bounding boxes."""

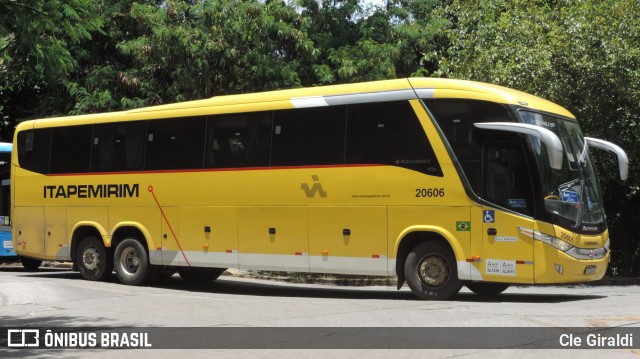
[{"left": 519, "top": 111, "right": 605, "bottom": 230}]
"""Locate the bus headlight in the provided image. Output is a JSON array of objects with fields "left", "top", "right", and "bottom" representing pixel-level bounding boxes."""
[
  {"left": 565, "top": 247, "right": 608, "bottom": 260},
  {"left": 518, "top": 227, "right": 574, "bottom": 252}
]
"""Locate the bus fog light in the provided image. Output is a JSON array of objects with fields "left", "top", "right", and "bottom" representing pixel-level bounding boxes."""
[
  {"left": 554, "top": 263, "right": 564, "bottom": 274},
  {"left": 584, "top": 265, "right": 597, "bottom": 275}
]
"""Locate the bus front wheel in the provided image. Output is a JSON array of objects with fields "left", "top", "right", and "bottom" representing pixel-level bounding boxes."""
[
  {"left": 77, "top": 236, "right": 113, "bottom": 281},
  {"left": 114, "top": 239, "right": 156, "bottom": 286},
  {"left": 404, "top": 241, "right": 462, "bottom": 300}
]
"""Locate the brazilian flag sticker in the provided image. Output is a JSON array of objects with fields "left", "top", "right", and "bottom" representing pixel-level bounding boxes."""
[{"left": 456, "top": 221, "right": 471, "bottom": 232}]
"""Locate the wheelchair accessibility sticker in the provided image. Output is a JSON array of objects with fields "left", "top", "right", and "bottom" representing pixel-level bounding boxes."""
[{"left": 483, "top": 210, "right": 495, "bottom": 223}]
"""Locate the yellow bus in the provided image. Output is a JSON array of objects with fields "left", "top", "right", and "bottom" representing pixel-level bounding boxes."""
[{"left": 11, "top": 78, "right": 628, "bottom": 300}]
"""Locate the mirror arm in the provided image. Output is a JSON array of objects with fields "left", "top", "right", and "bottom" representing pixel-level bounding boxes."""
[
  {"left": 474, "top": 122, "right": 564, "bottom": 170},
  {"left": 585, "top": 137, "right": 629, "bottom": 181}
]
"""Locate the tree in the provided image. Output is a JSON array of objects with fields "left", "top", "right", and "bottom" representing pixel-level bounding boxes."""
[
  {"left": 66, "top": 0, "right": 317, "bottom": 115},
  {"left": 297, "top": 0, "right": 450, "bottom": 83},
  {"left": 0, "top": 0, "right": 103, "bottom": 140}
]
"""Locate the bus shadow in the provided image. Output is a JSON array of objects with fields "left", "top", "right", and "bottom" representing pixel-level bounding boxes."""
[
  {"left": 12, "top": 269, "right": 607, "bottom": 303},
  {"left": 152, "top": 275, "right": 609, "bottom": 303},
  {"left": 0, "top": 266, "right": 71, "bottom": 273},
  {"left": 452, "top": 291, "right": 606, "bottom": 303},
  {"left": 212, "top": 277, "right": 606, "bottom": 303}
]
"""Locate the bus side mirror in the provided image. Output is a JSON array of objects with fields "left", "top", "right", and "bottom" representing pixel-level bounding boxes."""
[
  {"left": 585, "top": 137, "right": 629, "bottom": 181},
  {"left": 474, "top": 122, "right": 564, "bottom": 170}
]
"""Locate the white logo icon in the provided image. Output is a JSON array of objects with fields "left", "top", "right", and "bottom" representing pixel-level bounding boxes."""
[{"left": 7, "top": 329, "right": 40, "bottom": 347}]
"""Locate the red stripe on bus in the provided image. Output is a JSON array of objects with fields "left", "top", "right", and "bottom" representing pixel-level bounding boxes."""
[{"left": 46, "top": 164, "right": 385, "bottom": 176}]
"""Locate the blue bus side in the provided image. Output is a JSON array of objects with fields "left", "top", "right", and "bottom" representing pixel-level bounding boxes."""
[
  {"left": 0, "top": 142, "right": 16, "bottom": 261},
  {"left": 0, "top": 227, "right": 17, "bottom": 260}
]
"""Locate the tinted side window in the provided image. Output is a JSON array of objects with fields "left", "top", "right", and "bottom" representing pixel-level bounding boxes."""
[
  {"left": 347, "top": 101, "right": 442, "bottom": 176},
  {"left": 50, "top": 125, "right": 92, "bottom": 174},
  {"left": 426, "top": 100, "right": 513, "bottom": 194},
  {"left": 484, "top": 143, "right": 534, "bottom": 216},
  {"left": 145, "top": 117, "right": 206, "bottom": 170},
  {"left": 92, "top": 121, "right": 146, "bottom": 172},
  {"left": 17, "top": 129, "right": 52, "bottom": 174},
  {"left": 205, "top": 112, "right": 271, "bottom": 168},
  {"left": 271, "top": 106, "right": 347, "bottom": 166}
]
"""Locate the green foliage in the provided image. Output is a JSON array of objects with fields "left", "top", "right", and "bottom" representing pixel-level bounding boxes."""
[
  {"left": 0, "top": 0, "right": 103, "bottom": 136},
  {"left": 0, "top": 0, "right": 103, "bottom": 80},
  {"left": 301, "top": 0, "right": 449, "bottom": 83},
  {"left": 61, "top": 0, "right": 449, "bottom": 113},
  {"left": 65, "top": 0, "right": 319, "bottom": 114}
]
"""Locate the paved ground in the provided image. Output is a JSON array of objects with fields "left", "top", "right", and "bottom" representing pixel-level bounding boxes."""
[{"left": 0, "top": 264, "right": 638, "bottom": 358}]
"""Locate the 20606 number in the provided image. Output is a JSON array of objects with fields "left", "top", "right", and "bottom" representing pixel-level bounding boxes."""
[{"left": 415, "top": 188, "right": 445, "bottom": 198}]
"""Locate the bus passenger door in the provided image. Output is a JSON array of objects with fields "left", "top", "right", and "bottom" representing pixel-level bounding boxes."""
[{"left": 476, "top": 143, "right": 535, "bottom": 284}]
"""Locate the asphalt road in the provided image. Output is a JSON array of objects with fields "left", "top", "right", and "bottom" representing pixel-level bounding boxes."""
[{"left": 0, "top": 265, "right": 638, "bottom": 358}]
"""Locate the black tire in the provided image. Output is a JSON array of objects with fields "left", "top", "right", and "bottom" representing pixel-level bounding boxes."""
[
  {"left": 465, "top": 282, "right": 509, "bottom": 296},
  {"left": 178, "top": 267, "right": 226, "bottom": 283},
  {"left": 20, "top": 257, "right": 42, "bottom": 271},
  {"left": 114, "top": 238, "right": 156, "bottom": 285},
  {"left": 404, "top": 241, "right": 462, "bottom": 300},
  {"left": 76, "top": 236, "right": 113, "bottom": 281}
]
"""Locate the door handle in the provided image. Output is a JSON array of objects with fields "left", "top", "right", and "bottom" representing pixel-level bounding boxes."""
[{"left": 487, "top": 228, "right": 497, "bottom": 236}]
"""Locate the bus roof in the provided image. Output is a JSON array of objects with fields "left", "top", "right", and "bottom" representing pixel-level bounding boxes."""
[{"left": 17, "top": 78, "right": 575, "bottom": 130}]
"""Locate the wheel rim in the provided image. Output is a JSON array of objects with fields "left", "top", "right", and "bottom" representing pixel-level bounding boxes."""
[
  {"left": 417, "top": 254, "right": 449, "bottom": 287},
  {"left": 119, "top": 247, "right": 140, "bottom": 276},
  {"left": 82, "top": 247, "right": 100, "bottom": 271}
]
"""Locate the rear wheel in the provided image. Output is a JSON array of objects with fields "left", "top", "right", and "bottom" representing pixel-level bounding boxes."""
[
  {"left": 20, "top": 257, "right": 42, "bottom": 271},
  {"left": 465, "top": 282, "right": 509, "bottom": 296},
  {"left": 114, "top": 239, "right": 156, "bottom": 285},
  {"left": 404, "top": 241, "right": 462, "bottom": 300},
  {"left": 77, "top": 236, "right": 113, "bottom": 281},
  {"left": 178, "top": 267, "right": 226, "bottom": 283}
]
